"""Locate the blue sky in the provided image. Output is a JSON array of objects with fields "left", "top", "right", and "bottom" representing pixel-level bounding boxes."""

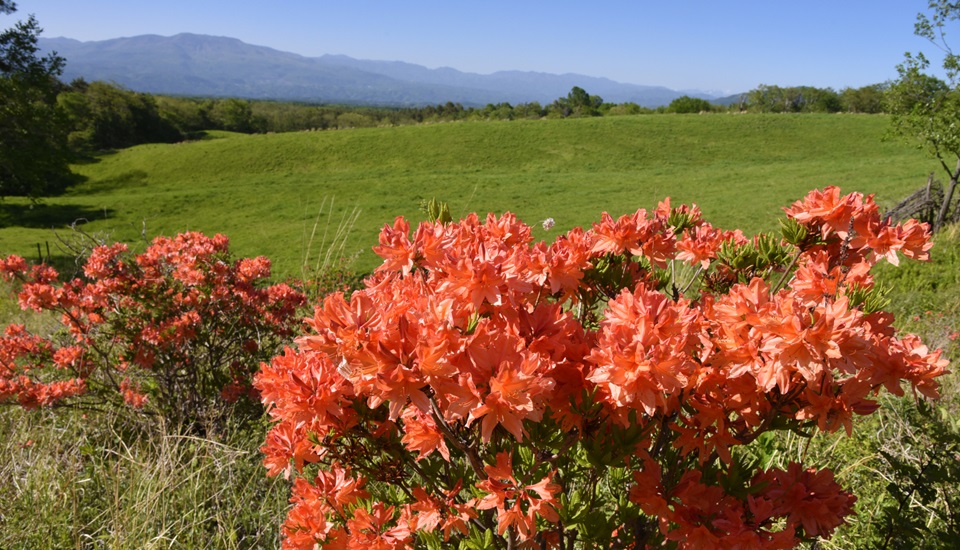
[{"left": 9, "top": 1, "right": 948, "bottom": 94}]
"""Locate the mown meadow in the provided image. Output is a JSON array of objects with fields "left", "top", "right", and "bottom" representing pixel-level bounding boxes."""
[{"left": 1, "top": 113, "right": 958, "bottom": 549}]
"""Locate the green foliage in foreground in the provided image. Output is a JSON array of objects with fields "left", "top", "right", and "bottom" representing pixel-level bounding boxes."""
[{"left": 0, "top": 114, "right": 936, "bottom": 277}]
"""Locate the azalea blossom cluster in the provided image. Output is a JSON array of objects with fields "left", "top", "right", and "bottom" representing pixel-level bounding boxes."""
[
  {"left": 0, "top": 232, "right": 305, "bottom": 426},
  {"left": 257, "top": 187, "right": 948, "bottom": 549}
]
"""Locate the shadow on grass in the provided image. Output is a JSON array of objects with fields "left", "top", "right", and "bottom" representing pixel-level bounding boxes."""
[
  {"left": 0, "top": 203, "right": 114, "bottom": 230},
  {"left": 70, "top": 150, "right": 113, "bottom": 165},
  {"left": 80, "top": 170, "right": 149, "bottom": 194}
]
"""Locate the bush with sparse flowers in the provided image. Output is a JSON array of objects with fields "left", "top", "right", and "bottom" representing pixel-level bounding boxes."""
[{"left": 0, "top": 231, "right": 305, "bottom": 430}]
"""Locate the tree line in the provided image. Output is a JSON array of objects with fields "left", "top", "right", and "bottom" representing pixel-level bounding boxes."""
[{"left": 52, "top": 80, "right": 893, "bottom": 147}]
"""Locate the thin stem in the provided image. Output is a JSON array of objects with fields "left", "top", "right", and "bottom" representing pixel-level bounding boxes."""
[
  {"left": 429, "top": 395, "right": 487, "bottom": 479},
  {"left": 506, "top": 526, "right": 517, "bottom": 550},
  {"left": 538, "top": 429, "right": 581, "bottom": 467},
  {"left": 679, "top": 265, "right": 704, "bottom": 296},
  {"left": 736, "top": 382, "right": 806, "bottom": 445},
  {"left": 772, "top": 249, "right": 802, "bottom": 293}
]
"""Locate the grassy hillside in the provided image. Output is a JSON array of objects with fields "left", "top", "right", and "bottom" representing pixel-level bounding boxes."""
[{"left": 0, "top": 114, "right": 936, "bottom": 277}]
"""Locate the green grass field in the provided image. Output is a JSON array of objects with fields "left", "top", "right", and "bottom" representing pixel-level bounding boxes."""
[{"left": 0, "top": 113, "right": 936, "bottom": 277}]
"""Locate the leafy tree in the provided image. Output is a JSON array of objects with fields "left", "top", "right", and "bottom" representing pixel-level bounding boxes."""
[
  {"left": 0, "top": 1, "right": 13, "bottom": 24},
  {"left": 567, "top": 85, "right": 591, "bottom": 107},
  {"left": 335, "top": 111, "right": 375, "bottom": 129},
  {"left": 606, "top": 102, "right": 647, "bottom": 116},
  {"left": 667, "top": 95, "right": 713, "bottom": 113},
  {"left": 807, "top": 86, "right": 843, "bottom": 112},
  {"left": 549, "top": 86, "right": 604, "bottom": 117},
  {"left": 888, "top": 0, "right": 960, "bottom": 230},
  {"left": 747, "top": 84, "right": 841, "bottom": 113},
  {"left": 479, "top": 101, "right": 514, "bottom": 120},
  {"left": 513, "top": 101, "right": 544, "bottom": 119},
  {"left": 839, "top": 83, "right": 888, "bottom": 113},
  {"left": 58, "top": 81, "right": 182, "bottom": 151},
  {"left": 567, "top": 85, "right": 604, "bottom": 116},
  {"left": 210, "top": 98, "right": 263, "bottom": 133},
  {"left": 0, "top": 3, "right": 77, "bottom": 197}
]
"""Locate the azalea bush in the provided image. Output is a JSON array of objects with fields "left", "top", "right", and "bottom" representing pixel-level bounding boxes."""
[
  {"left": 0, "top": 232, "right": 305, "bottom": 429},
  {"left": 256, "top": 187, "right": 949, "bottom": 549}
]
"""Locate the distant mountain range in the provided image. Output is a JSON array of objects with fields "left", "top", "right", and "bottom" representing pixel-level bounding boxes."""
[{"left": 38, "top": 33, "right": 740, "bottom": 107}]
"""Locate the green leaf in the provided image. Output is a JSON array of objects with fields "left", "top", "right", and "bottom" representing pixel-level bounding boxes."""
[
  {"left": 483, "top": 528, "right": 495, "bottom": 549},
  {"left": 847, "top": 282, "right": 890, "bottom": 314},
  {"left": 668, "top": 209, "right": 696, "bottom": 234},
  {"left": 429, "top": 198, "right": 453, "bottom": 224},
  {"left": 517, "top": 445, "right": 534, "bottom": 468},
  {"left": 779, "top": 217, "right": 808, "bottom": 246},
  {"left": 419, "top": 531, "right": 443, "bottom": 550},
  {"left": 462, "top": 527, "right": 496, "bottom": 550}
]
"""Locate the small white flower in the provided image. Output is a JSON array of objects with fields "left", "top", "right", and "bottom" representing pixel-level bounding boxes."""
[{"left": 542, "top": 217, "right": 556, "bottom": 231}]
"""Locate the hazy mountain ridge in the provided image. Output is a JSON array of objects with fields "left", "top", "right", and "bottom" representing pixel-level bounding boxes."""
[{"left": 39, "top": 33, "right": 731, "bottom": 107}]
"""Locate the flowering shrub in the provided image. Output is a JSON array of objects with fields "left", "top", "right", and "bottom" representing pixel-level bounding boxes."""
[
  {"left": 256, "top": 187, "right": 949, "bottom": 549},
  {"left": 0, "top": 232, "right": 305, "bottom": 429}
]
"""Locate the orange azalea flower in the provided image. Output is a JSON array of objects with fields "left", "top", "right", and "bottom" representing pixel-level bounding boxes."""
[
  {"left": 895, "top": 334, "right": 950, "bottom": 399},
  {"left": 783, "top": 186, "right": 859, "bottom": 240},
  {"left": 588, "top": 284, "right": 701, "bottom": 418},
  {"left": 408, "top": 481, "right": 477, "bottom": 540},
  {"left": 400, "top": 405, "right": 450, "bottom": 461},
  {"left": 589, "top": 211, "right": 645, "bottom": 256},
  {"left": 545, "top": 227, "right": 592, "bottom": 300},
  {"left": 281, "top": 493, "right": 339, "bottom": 550},
  {"left": 314, "top": 465, "right": 370, "bottom": 517},
  {"left": 752, "top": 463, "right": 856, "bottom": 538},
  {"left": 255, "top": 346, "right": 355, "bottom": 429},
  {"left": 629, "top": 458, "right": 672, "bottom": 519},
  {"left": 408, "top": 487, "right": 442, "bottom": 534},
  {"left": 676, "top": 225, "right": 718, "bottom": 268},
  {"left": 587, "top": 209, "right": 676, "bottom": 268},
  {"left": 896, "top": 218, "right": 933, "bottom": 261},
  {"left": 469, "top": 352, "right": 554, "bottom": 442},
  {"left": 372, "top": 217, "right": 417, "bottom": 275},
  {"left": 476, "top": 452, "right": 561, "bottom": 541},
  {"left": 346, "top": 503, "right": 412, "bottom": 549},
  {"left": 796, "top": 388, "right": 857, "bottom": 436},
  {"left": 260, "top": 419, "right": 320, "bottom": 478},
  {"left": 119, "top": 377, "right": 148, "bottom": 408},
  {"left": 523, "top": 474, "right": 562, "bottom": 524}
]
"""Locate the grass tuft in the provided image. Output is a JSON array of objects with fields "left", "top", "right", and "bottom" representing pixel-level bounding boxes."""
[{"left": 0, "top": 408, "right": 288, "bottom": 549}]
